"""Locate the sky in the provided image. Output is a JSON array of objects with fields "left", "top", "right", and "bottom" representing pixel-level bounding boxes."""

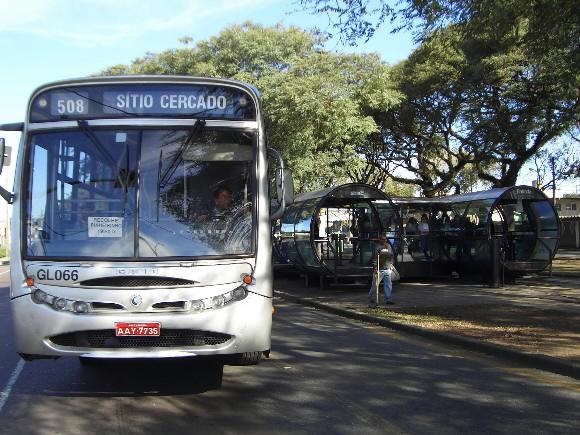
[
  {"left": 0, "top": 0, "right": 576, "bottom": 195},
  {"left": 0, "top": 0, "right": 414, "bottom": 123}
]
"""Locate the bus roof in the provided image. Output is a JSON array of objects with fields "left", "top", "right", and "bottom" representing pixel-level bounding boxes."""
[{"left": 29, "top": 75, "right": 261, "bottom": 99}]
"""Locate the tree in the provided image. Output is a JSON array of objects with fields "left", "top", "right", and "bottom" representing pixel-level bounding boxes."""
[
  {"left": 299, "top": 0, "right": 580, "bottom": 188},
  {"left": 103, "top": 21, "right": 322, "bottom": 78},
  {"left": 528, "top": 142, "right": 580, "bottom": 191},
  {"left": 358, "top": 30, "right": 477, "bottom": 197},
  {"left": 459, "top": 25, "right": 578, "bottom": 187},
  {"left": 351, "top": 22, "right": 579, "bottom": 195},
  {"left": 296, "top": 0, "right": 396, "bottom": 43},
  {"left": 455, "top": 164, "right": 493, "bottom": 194},
  {"left": 299, "top": 0, "right": 580, "bottom": 54},
  {"left": 262, "top": 52, "right": 401, "bottom": 192},
  {"left": 101, "top": 22, "right": 402, "bottom": 193}
]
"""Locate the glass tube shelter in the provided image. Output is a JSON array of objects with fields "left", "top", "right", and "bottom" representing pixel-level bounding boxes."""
[
  {"left": 275, "top": 184, "right": 560, "bottom": 282},
  {"left": 274, "top": 184, "right": 399, "bottom": 278},
  {"left": 395, "top": 186, "right": 560, "bottom": 274}
]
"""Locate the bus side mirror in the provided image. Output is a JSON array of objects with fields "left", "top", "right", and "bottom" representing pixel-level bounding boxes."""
[
  {"left": 0, "top": 138, "right": 5, "bottom": 174},
  {"left": 0, "top": 137, "right": 14, "bottom": 175},
  {"left": 269, "top": 148, "right": 293, "bottom": 220},
  {"left": 0, "top": 137, "right": 14, "bottom": 203},
  {"left": 276, "top": 168, "right": 294, "bottom": 206},
  {"left": 0, "top": 123, "right": 24, "bottom": 170}
]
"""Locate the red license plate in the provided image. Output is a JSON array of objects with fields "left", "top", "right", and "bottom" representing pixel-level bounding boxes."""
[{"left": 115, "top": 322, "right": 161, "bottom": 336}]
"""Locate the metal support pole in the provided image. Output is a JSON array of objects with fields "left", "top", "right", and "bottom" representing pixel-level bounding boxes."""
[
  {"left": 489, "top": 236, "right": 502, "bottom": 288},
  {"left": 375, "top": 252, "right": 380, "bottom": 305},
  {"left": 551, "top": 157, "right": 556, "bottom": 204}
]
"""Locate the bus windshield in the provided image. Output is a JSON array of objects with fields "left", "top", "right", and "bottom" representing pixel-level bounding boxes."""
[{"left": 26, "top": 127, "right": 256, "bottom": 259}]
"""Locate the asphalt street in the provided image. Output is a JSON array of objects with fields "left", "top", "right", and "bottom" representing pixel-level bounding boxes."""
[{"left": 0, "top": 264, "right": 579, "bottom": 434}]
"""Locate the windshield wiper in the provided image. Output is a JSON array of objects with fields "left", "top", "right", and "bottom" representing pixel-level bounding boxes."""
[{"left": 158, "top": 119, "right": 206, "bottom": 190}]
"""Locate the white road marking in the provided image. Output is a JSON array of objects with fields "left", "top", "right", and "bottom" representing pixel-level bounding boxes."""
[
  {"left": 0, "top": 359, "right": 25, "bottom": 414},
  {"left": 0, "top": 270, "right": 10, "bottom": 276}
]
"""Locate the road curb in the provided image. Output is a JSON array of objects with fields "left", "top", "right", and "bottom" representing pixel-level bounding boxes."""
[
  {"left": 275, "top": 290, "right": 580, "bottom": 381},
  {"left": 539, "top": 272, "right": 580, "bottom": 279}
]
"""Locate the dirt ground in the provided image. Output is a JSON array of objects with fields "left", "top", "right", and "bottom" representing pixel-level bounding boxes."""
[
  {"left": 548, "top": 258, "right": 580, "bottom": 276},
  {"left": 364, "top": 303, "right": 580, "bottom": 363}
]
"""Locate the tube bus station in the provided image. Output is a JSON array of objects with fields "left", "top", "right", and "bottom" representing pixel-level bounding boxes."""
[{"left": 274, "top": 184, "right": 560, "bottom": 287}]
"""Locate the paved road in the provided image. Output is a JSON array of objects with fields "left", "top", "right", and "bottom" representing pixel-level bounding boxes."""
[
  {"left": 0, "top": 266, "right": 21, "bottom": 398},
  {"left": 1, "top": 265, "right": 579, "bottom": 434}
]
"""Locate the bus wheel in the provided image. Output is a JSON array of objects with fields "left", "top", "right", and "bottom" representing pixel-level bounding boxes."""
[
  {"left": 209, "top": 363, "right": 224, "bottom": 389},
  {"left": 78, "top": 356, "right": 104, "bottom": 367},
  {"left": 192, "top": 359, "right": 224, "bottom": 390},
  {"left": 228, "top": 351, "right": 262, "bottom": 366}
]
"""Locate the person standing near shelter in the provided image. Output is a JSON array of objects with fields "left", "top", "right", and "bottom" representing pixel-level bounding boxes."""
[
  {"left": 419, "top": 214, "right": 431, "bottom": 258},
  {"left": 349, "top": 214, "right": 360, "bottom": 263},
  {"left": 368, "top": 235, "right": 395, "bottom": 307},
  {"left": 405, "top": 216, "right": 419, "bottom": 254}
]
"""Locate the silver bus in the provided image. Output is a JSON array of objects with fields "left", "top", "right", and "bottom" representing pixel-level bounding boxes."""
[{"left": 0, "top": 76, "right": 292, "bottom": 376}]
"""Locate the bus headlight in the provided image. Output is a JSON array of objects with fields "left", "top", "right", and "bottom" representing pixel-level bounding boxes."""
[
  {"left": 190, "top": 300, "right": 206, "bottom": 313},
  {"left": 73, "top": 301, "right": 89, "bottom": 313},
  {"left": 189, "top": 286, "right": 248, "bottom": 313},
  {"left": 210, "top": 295, "right": 226, "bottom": 309},
  {"left": 32, "top": 289, "right": 48, "bottom": 304},
  {"left": 30, "top": 290, "right": 91, "bottom": 314},
  {"left": 231, "top": 287, "right": 246, "bottom": 300},
  {"left": 53, "top": 298, "right": 67, "bottom": 310}
]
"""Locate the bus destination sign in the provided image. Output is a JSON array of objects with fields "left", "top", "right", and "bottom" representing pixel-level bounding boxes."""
[
  {"left": 30, "top": 83, "right": 256, "bottom": 122},
  {"left": 102, "top": 91, "right": 233, "bottom": 114}
]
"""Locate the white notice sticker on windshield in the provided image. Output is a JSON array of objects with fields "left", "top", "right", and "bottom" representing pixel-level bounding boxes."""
[{"left": 88, "top": 217, "right": 123, "bottom": 238}]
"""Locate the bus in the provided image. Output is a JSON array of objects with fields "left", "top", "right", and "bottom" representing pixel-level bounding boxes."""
[{"left": 0, "top": 76, "right": 293, "bottom": 378}]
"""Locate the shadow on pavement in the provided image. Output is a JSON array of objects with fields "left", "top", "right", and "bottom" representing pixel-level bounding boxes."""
[{"left": 30, "top": 357, "right": 225, "bottom": 396}]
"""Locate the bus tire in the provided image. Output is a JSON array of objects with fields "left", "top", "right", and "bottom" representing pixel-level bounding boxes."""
[
  {"left": 78, "top": 356, "right": 103, "bottom": 367},
  {"left": 228, "top": 351, "right": 262, "bottom": 366},
  {"left": 210, "top": 363, "right": 224, "bottom": 389}
]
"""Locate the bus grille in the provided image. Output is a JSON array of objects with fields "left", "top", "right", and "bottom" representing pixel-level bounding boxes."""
[
  {"left": 79, "top": 277, "right": 196, "bottom": 288},
  {"left": 50, "top": 329, "right": 231, "bottom": 348}
]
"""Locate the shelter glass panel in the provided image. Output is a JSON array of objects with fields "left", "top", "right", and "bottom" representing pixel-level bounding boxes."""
[
  {"left": 317, "top": 205, "right": 353, "bottom": 269},
  {"left": 432, "top": 202, "right": 470, "bottom": 262},
  {"left": 400, "top": 205, "right": 431, "bottom": 261},
  {"left": 295, "top": 200, "right": 318, "bottom": 268},
  {"left": 462, "top": 199, "right": 495, "bottom": 263},
  {"left": 529, "top": 201, "right": 559, "bottom": 261},
  {"left": 498, "top": 201, "right": 535, "bottom": 261},
  {"left": 375, "top": 201, "right": 402, "bottom": 254},
  {"left": 280, "top": 204, "right": 303, "bottom": 268}
]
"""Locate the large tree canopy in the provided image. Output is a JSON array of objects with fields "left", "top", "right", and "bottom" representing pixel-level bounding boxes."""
[
  {"left": 300, "top": 0, "right": 580, "bottom": 191},
  {"left": 261, "top": 52, "right": 401, "bottom": 191},
  {"left": 102, "top": 22, "right": 402, "bottom": 193},
  {"left": 362, "top": 23, "right": 578, "bottom": 195},
  {"left": 104, "top": 22, "right": 322, "bottom": 78},
  {"left": 359, "top": 29, "right": 476, "bottom": 196},
  {"left": 299, "top": 0, "right": 579, "bottom": 52}
]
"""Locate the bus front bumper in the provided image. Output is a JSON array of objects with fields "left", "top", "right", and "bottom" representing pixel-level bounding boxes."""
[{"left": 11, "top": 292, "right": 272, "bottom": 359}]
